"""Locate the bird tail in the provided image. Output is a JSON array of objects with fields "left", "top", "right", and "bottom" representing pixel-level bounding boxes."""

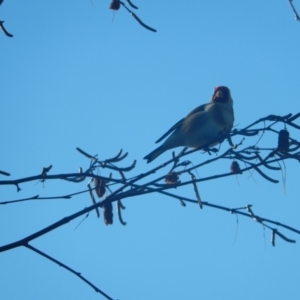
[{"left": 143, "top": 145, "right": 166, "bottom": 163}]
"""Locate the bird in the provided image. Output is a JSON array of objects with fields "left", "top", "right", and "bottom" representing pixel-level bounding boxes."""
[{"left": 143, "top": 86, "right": 234, "bottom": 163}]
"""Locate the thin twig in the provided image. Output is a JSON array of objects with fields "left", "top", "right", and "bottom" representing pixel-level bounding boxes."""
[
  {"left": 24, "top": 244, "right": 114, "bottom": 300},
  {"left": 119, "top": 1, "right": 157, "bottom": 32},
  {"left": 0, "top": 21, "right": 13, "bottom": 37},
  {"left": 0, "top": 169, "right": 10, "bottom": 176},
  {"left": 189, "top": 171, "right": 202, "bottom": 209},
  {"left": 288, "top": 0, "right": 300, "bottom": 21}
]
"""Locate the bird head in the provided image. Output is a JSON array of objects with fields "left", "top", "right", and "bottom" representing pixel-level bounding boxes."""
[{"left": 211, "top": 86, "right": 233, "bottom": 105}]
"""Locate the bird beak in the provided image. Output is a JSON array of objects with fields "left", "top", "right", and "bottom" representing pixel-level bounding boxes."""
[{"left": 215, "top": 90, "right": 223, "bottom": 98}]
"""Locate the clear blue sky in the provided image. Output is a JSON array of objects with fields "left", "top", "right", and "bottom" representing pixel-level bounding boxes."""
[{"left": 1, "top": 1, "right": 300, "bottom": 299}]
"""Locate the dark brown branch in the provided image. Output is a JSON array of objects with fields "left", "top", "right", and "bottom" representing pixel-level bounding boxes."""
[
  {"left": 0, "top": 21, "right": 13, "bottom": 37},
  {"left": 256, "top": 154, "right": 281, "bottom": 170},
  {"left": 2, "top": 112, "right": 300, "bottom": 297},
  {"left": 24, "top": 244, "right": 114, "bottom": 300},
  {"left": 63, "top": 168, "right": 86, "bottom": 183},
  {"left": 0, "top": 169, "right": 162, "bottom": 251},
  {"left": 0, "top": 172, "right": 110, "bottom": 187},
  {"left": 252, "top": 166, "right": 279, "bottom": 183},
  {"left": 129, "top": 12, "right": 157, "bottom": 32},
  {"left": 287, "top": 112, "right": 300, "bottom": 122},
  {"left": 119, "top": 1, "right": 157, "bottom": 32},
  {"left": 189, "top": 171, "right": 202, "bottom": 209},
  {"left": 102, "top": 159, "right": 136, "bottom": 172},
  {"left": 76, "top": 147, "right": 97, "bottom": 160},
  {"left": 117, "top": 200, "right": 127, "bottom": 225},
  {"left": 0, "top": 188, "right": 97, "bottom": 205},
  {"left": 274, "top": 229, "right": 296, "bottom": 243},
  {"left": 105, "top": 149, "right": 128, "bottom": 163},
  {"left": 126, "top": 0, "right": 138, "bottom": 9},
  {"left": 1, "top": 176, "right": 298, "bottom": 253},
  {"left": 288, "top": 0, "right": 300, "bottom": 21},
  {"left": 6, "top": 133, "right": 283, "bottom": 195},
  {"left": 0, "top": 169, "right": 10, "bottom": 176},
  {"left": 87, "top": 182, "right": 100, "bottom": 218},
  {"left": 41, "top": 165, "right": 52, "bottom": 175}
]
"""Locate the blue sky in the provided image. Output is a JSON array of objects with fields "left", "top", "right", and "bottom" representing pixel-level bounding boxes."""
[{"left": 1, "top": 1, "right": 300, "bottom": 299}]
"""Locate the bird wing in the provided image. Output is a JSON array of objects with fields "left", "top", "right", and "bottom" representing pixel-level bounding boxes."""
[{"left": 155, "top": 103, "right": 208, "bottom": 144}]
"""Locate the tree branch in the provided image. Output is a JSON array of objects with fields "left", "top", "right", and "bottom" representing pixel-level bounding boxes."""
[{"left": 25, "top": 243, "right": 115, "bottom": 300}]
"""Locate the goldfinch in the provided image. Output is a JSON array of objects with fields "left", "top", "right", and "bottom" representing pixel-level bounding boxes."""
[{"left": 144, "top": 86, "right": 234, "bottom": 163}]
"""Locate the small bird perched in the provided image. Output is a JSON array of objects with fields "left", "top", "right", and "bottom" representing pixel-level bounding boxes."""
[{"left": 144, "top": 86, "right": 234, "bottom": 163}]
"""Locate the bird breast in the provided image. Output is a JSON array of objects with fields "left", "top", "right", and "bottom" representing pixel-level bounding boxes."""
[
  {"left": 181, "top": 102, "right": 234, "bottom": 148},
  {"left": 207, "top": 102, "right": 234, "bottom": 131}
]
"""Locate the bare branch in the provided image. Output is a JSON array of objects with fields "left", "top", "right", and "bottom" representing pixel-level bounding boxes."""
[
  {"left": 0, "top": 21, "right": 13, "bottom": 37},
  {"left": 87, "top": 181, "right": 100, "bottom": 218},
  {"left": 117, "top": 200, "right": 127, "bottom": 225},
  {"left": 0, "top": 169, "right": 10, "bottom": 176},
  {"left": 189, "top": 171, "right": 202, "bottom": 209},
  {"left": 288, "top": 0, "right": 300, "bottom": 22},
  {"left": 118, "top": 1, "right": 157, "bottom": 32},
  {"left": 2, "top": 112, "right": 300, "bottom": 296},
  {"left": 76, "top": 147, "right": 97, "bottom": 160},
  {"left": 25, "top": 244, "right": 114, "bottom": 300}
]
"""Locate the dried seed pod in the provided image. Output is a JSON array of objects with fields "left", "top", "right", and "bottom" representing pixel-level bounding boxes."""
[
  {"left": 109, "top": 0, "right": 120, "bottom": 10},
  {"left": 277, "top": 129, "right": 289, "bottom": 152},
  {"left": 94, "top": 177, "right": 106, "bottom": 198},
  {"left": 271, "top": 230, "right": 276, "bottom": 247},
  {"left": 103, "top": 202, "right": 113, "bottom": 225},
  {"left": 165, "top": 172, "right": 179, "bottom": 184},
  {"left": 230, "top": 161, "right": 241, "bottom": 174}
]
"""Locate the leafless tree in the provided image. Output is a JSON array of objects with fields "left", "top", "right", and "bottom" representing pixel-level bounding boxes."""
[{"left": 1, "top": 113, "right": 300, "bottom": 299}]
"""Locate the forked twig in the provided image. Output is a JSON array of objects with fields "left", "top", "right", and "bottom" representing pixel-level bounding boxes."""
[
  {"left": 1, "top": 112, "right": 300, "bottom": 297},
  {"left": 110, "top": 0, "right": 157, "bottom": 32}
]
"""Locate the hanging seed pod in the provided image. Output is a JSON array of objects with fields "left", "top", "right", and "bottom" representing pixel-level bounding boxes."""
[
  {"left": 94, "top": 177, "right": 106, "bottom": 198},
  {"left": 277, "top": 129, "right": 290, "bottom": 152},
  {"left": 271, "top": 230, "right": 276, "bottom": 247},
  {"left": 165, "top": 172, "right": 179, "bottom": 184},
  {"left": 109, "top": 0, "right": 120, "bottom": 10},
  {"left": 230, "top": 161, "right": 241, "bottom": 174},
  {"left": 103, "top": 202, "right": 113, "bottom": 225}
]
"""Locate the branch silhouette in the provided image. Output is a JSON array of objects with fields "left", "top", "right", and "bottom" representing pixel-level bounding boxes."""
[
  {"left": 0, "top": 1, "right": 13, "bottom": 38},
  {"left": 3, "top": 0, "right": 299, "bottom": 40},
  {"left": 0, "top": 20, "right": 13, "bottom": 37},
  {"left": 1, "top": 112, "right": 300, "bottom": 298},
  {"left": 288, "top": 0, "right": 300, "bottom": 22},
  {"left": 109, "top": 0, "right": 156, "bottom": 32},
  {"left": 25, "top": 244, "right": 114, "bottom": 300}
]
